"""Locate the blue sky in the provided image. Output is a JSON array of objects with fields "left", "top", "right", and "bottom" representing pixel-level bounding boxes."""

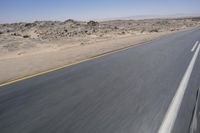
[{"left": 0, "top": 0, "right": 200, "bottom": 23}]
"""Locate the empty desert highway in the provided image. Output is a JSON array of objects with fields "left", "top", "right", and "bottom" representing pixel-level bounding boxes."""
[{"left": 0, "top": 28, "right": 200, "bottom": 133}]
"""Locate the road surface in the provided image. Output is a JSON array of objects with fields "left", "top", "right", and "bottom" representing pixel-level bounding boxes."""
[{"left": 0, "top": 28, "right": 200, "bottom": 133}]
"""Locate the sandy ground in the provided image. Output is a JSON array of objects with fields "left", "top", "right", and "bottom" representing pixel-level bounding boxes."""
[
  {"left": 0, "top": 18, "right": 200, "bottom": 84},
  {"left": 0, "top": 32, "right": 174, "bottom": 83}
]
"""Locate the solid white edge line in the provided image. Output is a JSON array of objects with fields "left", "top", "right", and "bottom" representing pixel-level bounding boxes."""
[
  {"left": 158, "top": 43, "right": 200, "bottom": 133},
  {"left": 191, "top": 41, "right": 199, "bottom": 52}
]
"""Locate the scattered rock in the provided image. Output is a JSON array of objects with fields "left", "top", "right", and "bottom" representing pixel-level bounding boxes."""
[
  {"left": 121, "top": 31, "right": 126, "bottom": 34},
  {"left": 99, "top": 34, "right": 104, "bottom": 37},
  {"left": 23, "top": 35, "right": 30, "bottom": 38},
  {"left": 11, "top": 33, "right": 21, "bottom": 36},
  {"left": 140, "top": 28, "right": 146, "bottom": 33},
  {"left": 114, "top": 26, "right": 119, "bottom": 30},
  {"left": 25, "top": 23, "right": 32, "bottom": 27},
  {"left": 87, "top": 21, "right": 99, "bottom": 27},
  {"left": 149, "top": 29, "right": 159, "bottom": 32},
  {"left": 17, "top": 52, "right": 24, "bottom": 55},
  {"left": 64, "top": 19, "right": 75, "bottom": 24},
  {"left": 80, "top": 42, "right": 85, "bottom": 45},
  {"left": 170, "top": 28, "right": 175, "bottom": 31},
  {"left": 0, "top": 17, "right": 199, "bottom": 49}
]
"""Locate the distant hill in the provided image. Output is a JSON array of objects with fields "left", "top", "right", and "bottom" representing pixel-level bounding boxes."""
[{"left": 97, "top": 14, "right": 200, "bottom": 21}]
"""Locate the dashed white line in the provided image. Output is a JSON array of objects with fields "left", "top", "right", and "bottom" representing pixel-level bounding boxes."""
[
  {"left": 191, "top": 41, "right": 199, "bottom": 52},
  {"left": 158, "top": 43, "right": 200, "bottom": 133}
]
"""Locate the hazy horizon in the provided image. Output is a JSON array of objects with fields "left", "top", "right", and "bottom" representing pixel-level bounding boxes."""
[{"left": 1, "top": 0, "right": 200, "bottom": 23}]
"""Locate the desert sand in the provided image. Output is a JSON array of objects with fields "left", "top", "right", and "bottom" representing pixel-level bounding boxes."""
[{"left": 0, "top": 17, "right": 200, "bottom": 83}]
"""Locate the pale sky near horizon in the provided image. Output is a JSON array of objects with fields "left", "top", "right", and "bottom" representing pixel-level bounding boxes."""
[{"left": 0, "top": 0, "right": 200, "bottom": 23}]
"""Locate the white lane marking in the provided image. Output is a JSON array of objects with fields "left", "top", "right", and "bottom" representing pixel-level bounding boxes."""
[
  {"left": 191, "top": 41, "right": 199, "bottom": 52},
  {"left": 158, "top": 43, "right": 200, "bottom": 133}
]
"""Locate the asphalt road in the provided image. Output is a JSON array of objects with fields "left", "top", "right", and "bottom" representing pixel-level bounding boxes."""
[{"left": 0, "top": 28, "right": 200, "bottom": 133}]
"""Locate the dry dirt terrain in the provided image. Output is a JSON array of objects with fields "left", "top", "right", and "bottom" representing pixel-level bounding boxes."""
[{"left": 0, "top": 17, "right": 200, "bottom": 83}]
